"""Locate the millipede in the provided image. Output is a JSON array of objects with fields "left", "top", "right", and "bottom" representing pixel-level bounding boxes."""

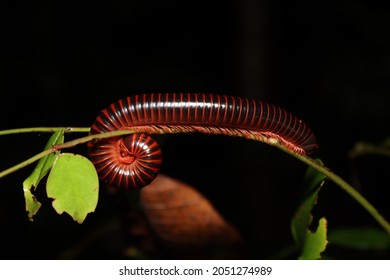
[{"left": 88, "top": 93, "right": 318, "bottom": 189}]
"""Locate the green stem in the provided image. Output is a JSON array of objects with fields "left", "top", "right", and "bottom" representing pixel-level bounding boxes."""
[
  {"left": 282, "top": 145, "right": 390, "bottom": 235},
  {"left": 0, "top": 130, "right": 135, "bottom": 179},
  {"left": 0, "top": 126, "right": 389, "bottom": 235},
  {"left": 0, "top": 127, "right": 91, "bottom": 135}
]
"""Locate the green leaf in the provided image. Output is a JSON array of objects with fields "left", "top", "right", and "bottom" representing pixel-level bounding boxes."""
[
  {"left": 23, "top": 130, "right": 64, "bottom": 221},
  {"left": 23, "top": 189, "right": 41, "bottom": 221},
  {"left": 291, "top": 159, "right": 328, "bottom": 259},
  {"left": 46, "top": 153, "right": 99, "bottom": 223},
  {"left": 299, "top": 217, "right": 328, "bottom": 259},
  {"left": 291, "top": 160, "right": 326, "bottom": 246},
  {"left": 328, "top": 227, "right": 390, "bottom": 251}
]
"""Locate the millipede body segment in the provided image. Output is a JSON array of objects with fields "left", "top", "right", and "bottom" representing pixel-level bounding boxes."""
[{"left": 88, "top": 93, "right": 318, "bottom": 189}]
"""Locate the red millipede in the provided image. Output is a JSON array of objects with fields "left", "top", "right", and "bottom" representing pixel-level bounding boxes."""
[{"left": 88, "top": 93, "right": 318, "bottom": 189}]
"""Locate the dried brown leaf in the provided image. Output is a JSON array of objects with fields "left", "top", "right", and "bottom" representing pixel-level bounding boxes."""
[{"left": 140, "top": 174, "right": 245, "bottom": 258}]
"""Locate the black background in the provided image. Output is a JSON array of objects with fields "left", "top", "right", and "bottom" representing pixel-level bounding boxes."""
[{"left": 0, "top": 0, "right": 389, "bottom": 259}]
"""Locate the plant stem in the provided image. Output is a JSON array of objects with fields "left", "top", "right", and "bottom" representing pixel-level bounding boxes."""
[
  {"left": 0, "top": 127, "right": 90, "bottom": 135},
  {"left": 283, "top": 146, "right": 390, "bottom": 235},
  {"left": 1, "top": 126, "right": 389, "bottom": 235},
  {"left": 0, "top": 130, "right": 134, "bottom": 179}
]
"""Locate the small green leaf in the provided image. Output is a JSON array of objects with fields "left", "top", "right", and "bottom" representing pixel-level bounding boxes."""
[
  {"left": 24, "top": 130, "right": 65, "bottom": 188},
  {"left": 328, "top": 227, "right": 390, "bottom": 251},
  {"left": 47, "top": 153, "right": 99, "bottom": 223},
  {"left": 291, "top": 187, "right": 321, "bottom": 247},
  {"left": 23, "top": 130, "right": 64, "bottom": 221},
  {"left": 291, "top": 159, "right": 328, "bottom": 259},
  {"left": 299, "top": 217, "right": 328, "bottom": 260},
  {"left": 291, "top": 160, "right": 326, "bottom": 247},
  {"left": 23, "top": 188, "right": 41, "bottom": 221}
]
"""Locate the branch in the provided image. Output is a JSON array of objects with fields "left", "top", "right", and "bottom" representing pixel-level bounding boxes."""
[
  {"left": 0, "top": 127, "right": 90, "bottom": 135},
  {"left": 0, "top": 126, "right": 389, "bottom": 235},
  {"left": 0, "top": 130, "right": 135, "bottom": 179}
]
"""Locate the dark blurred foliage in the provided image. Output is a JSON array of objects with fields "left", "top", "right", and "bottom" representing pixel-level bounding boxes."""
[{"left": 0, "top": 0, "right": 389, "bottom": 259}]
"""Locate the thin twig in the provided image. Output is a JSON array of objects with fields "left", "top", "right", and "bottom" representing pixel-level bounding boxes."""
[
  {"left": 281, "top": 145, "right": 390, "bottom": 235},
  {"left": 0, "top": 126, "right": 389, "bottom": 235},
  {"left": 0, "top": 127, "right": 90, "bottom": 135},
  {"left": 0, "top": 130, "right": 134, "bottom": 179}
]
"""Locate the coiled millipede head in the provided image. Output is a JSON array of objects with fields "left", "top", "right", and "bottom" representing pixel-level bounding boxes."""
[{"left": 88, "top": 133, "right": 162, "bottom": 189}]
